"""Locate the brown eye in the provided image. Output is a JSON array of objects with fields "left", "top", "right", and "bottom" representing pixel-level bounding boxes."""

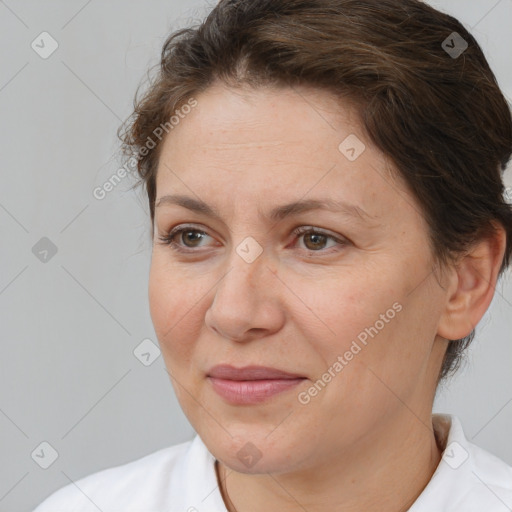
[
  {"left": 179, "top": 230, "right": 206, "bottom": 248},
  {"left": 292, "top": 227, "right": 347, "bottom": 254},
  {"left": 302, "top": 232, "right": 329, "bottom": 251},
  {"left": 158, "top": 226, "right": 211, "bottom": 252}
]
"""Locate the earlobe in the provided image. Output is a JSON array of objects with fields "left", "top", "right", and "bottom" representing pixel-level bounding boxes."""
[{"left": 437, "top": 223, "right": 507, "bottom": 341}]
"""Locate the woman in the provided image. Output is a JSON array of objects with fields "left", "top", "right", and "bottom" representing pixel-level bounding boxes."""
[{"left": 34, "top": 0, "right": 512, "bottom": 510}]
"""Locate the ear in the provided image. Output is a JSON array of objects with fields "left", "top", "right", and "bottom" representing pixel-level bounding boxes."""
[{"left": 437, "top": 223, "right": 507, "bottom": 340}]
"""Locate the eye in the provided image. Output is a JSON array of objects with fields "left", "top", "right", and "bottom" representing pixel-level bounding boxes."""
[
  {"left": 157, "top": 225, "right": 213, "bottom": 252},
  {"left": 291, "top": 226, "right": 347, "bottom": 254},
  {"left": 157, "top": 224, "right": 348, "bottom": 255}
]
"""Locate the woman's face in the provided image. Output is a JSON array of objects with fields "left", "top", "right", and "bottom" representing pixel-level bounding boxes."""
[{"left": 149, "top": 82, "right": 449, "bottom": 473}]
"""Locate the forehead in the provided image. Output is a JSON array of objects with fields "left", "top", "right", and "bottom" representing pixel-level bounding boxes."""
[
  {"left": 169, "top": 82, "right": 361, "bottom": 148},
  {"left": 154, "top": 83, "right": 418, "bottom": 226}
]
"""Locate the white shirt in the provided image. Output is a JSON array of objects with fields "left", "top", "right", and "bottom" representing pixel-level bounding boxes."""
[{"left": 33, "top": 414, "right": 512, "bottom": 512}]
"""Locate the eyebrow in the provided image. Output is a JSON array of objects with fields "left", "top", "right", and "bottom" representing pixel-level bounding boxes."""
[{"left": 155, "top": 194, "right": 376, "bottom": 224}]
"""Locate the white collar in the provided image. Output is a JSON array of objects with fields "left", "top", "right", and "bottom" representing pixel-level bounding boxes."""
[{"left": 410, "top": 413, "right": 512, "bottom": 511}]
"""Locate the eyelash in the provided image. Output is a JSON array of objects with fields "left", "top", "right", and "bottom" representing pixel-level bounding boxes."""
[{"left": 157, "top": 224, "right": 347, "bottom": 255}]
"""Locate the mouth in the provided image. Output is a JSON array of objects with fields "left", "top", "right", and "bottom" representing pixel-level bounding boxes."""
[{"left": 207, "top": 364, "right": 307, "bottom": 405}]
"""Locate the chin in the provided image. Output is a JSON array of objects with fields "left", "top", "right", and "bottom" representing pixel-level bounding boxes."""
[{"left": 199, "top": 424, "right": 309, "bottom": 475}]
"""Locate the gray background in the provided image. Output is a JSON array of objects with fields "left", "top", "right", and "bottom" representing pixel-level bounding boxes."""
[{"left": 0, "top": 1, "right": 510, "bottom": 511}]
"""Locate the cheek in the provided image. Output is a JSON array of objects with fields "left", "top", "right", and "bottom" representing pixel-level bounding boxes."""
[
  {"left": 291, "top": 263, "right": 432, "bottom": 395},
  {"left": 148, "top": 262, "right": 173, "bottom": 339},
  {"left": 148, "top": 256, "right": 203, "bottom": 358},
  {"left": 148, "top": 257, "right": 209, "bottom": 415},
  {"left": 292, "top": 266, "right": 403, "bottom": 350}
]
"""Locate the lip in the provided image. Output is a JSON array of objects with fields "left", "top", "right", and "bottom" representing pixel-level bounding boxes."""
[
  {"left": 207, "top": 365, "right": 306, "bottom": 405},
  {"left": 208, "top": 364, "right": 305, "bottom": 380}
]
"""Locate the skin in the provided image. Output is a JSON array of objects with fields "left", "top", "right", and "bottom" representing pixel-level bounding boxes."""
[{"left": 148, "top": 82, "right": 506, "bottom": 512}]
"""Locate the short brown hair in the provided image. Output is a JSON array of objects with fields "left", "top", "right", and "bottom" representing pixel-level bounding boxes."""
[{"left": 118, "top": 0, "right": 512, "bottom": 382}]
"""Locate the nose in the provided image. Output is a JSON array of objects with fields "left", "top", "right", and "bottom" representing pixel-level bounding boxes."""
[{"left": 204, "top": 249, "right": 285, "bottom": 343}]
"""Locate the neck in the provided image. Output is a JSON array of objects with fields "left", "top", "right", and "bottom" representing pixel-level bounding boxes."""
[{"left": 216, "top": 411, "right": 442, "bottom": 512}]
